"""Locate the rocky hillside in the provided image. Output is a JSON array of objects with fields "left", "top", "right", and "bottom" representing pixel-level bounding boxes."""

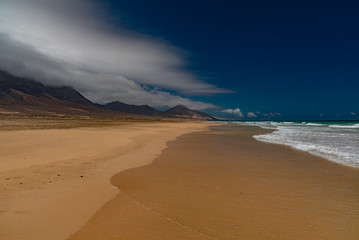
[{"left": 0, "top": 70, "right": 219, "bottom": 120}]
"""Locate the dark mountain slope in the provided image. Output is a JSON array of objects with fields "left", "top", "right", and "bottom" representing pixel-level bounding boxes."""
[
  {"left": 0, "top": 70, "right": 123, "bottom": 117},
  {"left": 0, "top": 70, "right": 219, "bottom": 120},
  {"left": 164, "top": 105, "right": 217, "bottom": 120},
  {"left": 104, "top": 102, "right": 218, "bottom": 120},
  {"left": 0, "top": 70, "right": 93, "bottom": 106},
  {"left": 103, "top": 101, "right": 163, "bottom": 116}
]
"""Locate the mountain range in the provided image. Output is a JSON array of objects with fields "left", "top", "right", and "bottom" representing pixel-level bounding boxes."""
[{"left": 0, "top": 70, "right": 218, "bottom": 120}]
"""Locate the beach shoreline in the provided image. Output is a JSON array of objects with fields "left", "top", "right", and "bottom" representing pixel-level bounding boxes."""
[
  {"left": 1, "top": 121, "right": 358, "bottom": 240},
  {"left": 69, "top": 124, "right": 359, "bottom": 240},
  {"left": 0, "top": 120, "right": 210, "bottom": 240}
]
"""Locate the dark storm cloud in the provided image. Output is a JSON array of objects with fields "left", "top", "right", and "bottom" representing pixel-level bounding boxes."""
[{"left": 0, "top": 0, "right": 226, "bottom": 109}]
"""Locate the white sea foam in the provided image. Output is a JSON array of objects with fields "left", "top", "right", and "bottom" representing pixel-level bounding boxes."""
[
  {"left": 237, "top": 121, "right": 359, "bottom": 168},
  {"left": 329, "top": 124, "right": 359, "bottom": 129},
  {"left": 305, "top": 123, "right": 324, "bottom": 126}
]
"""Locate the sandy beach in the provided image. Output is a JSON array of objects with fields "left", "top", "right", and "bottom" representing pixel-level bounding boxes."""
[
  {"left": 1, "top": 121, "right": 358, "bottom": 240},
  {"left": 0, "top": 119, "right": 208, "bottom": 240},
  {"left": 1, "top": 1, "right": 357, "bottom": 239},
  {"left": 69, "top": 125, "right": 359, "bottom": 240}
]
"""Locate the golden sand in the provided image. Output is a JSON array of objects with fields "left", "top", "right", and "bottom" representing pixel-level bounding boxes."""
[
  {"left": 0, "top": 121, "right": 208, "bottom": 240},
  {"left": 69, "top": 125, "right": 359, "bottom": 240}
]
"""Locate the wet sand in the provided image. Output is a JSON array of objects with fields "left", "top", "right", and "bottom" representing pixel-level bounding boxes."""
[
  {"left": 0, "top": 121, "right": 207, "bottom": 240},
  {"left": 69, "top": 125, "right": 359, "bottom": 240}
]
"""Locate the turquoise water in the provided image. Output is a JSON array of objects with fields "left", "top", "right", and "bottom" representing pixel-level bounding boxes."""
[{"left": 235, "top": 121, "right": 359, "bottom": 168}]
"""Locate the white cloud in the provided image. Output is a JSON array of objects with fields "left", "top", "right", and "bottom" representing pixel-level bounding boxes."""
[
  {"left": 221, "top": 108, "right": 244, "bottom": 118},
  {"left": 350, "top": 112, "right": 356, "bottom": 116},
  {"left": 247, "top": 112, "right": 257, "bottom": 118},
  {"left": 0, "top": 0, "right": 228, "bottom": 109}
]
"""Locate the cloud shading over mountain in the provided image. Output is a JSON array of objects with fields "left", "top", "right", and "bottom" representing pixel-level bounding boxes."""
[
  {"left": 0, "top": 0, "right": 227, "bottom": 110},
  {"left": 0, "top": 70, "right": 218, "bottom": 120}
]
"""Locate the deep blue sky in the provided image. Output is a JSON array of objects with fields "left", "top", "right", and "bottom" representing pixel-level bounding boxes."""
[
  {"left": 1, "top": 0, "right": 358, "bottom": 120},
  {"left": 101, "top": 0, "right": 359, "bottom": 119}
]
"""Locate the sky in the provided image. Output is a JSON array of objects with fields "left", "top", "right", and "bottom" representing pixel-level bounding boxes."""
[{"left": 0, "top": 0, "right": 358, "bottom": 120}]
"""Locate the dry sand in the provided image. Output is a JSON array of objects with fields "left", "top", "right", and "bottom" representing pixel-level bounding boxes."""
[
  {"left": 0, "top": 120, "right": 208, "bottom": 240},
  {"left": 69, "top": 125, "right": 359, "bottom": 240}
]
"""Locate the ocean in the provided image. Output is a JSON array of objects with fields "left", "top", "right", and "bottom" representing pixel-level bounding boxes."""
[{"left": 233, "top": 121, "right": 359, "bottom": 168}]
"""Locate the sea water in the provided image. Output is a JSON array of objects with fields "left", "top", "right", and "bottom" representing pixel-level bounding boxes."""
[{"left": 236, "top": 121, "right": 359, "bottom": 168}]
